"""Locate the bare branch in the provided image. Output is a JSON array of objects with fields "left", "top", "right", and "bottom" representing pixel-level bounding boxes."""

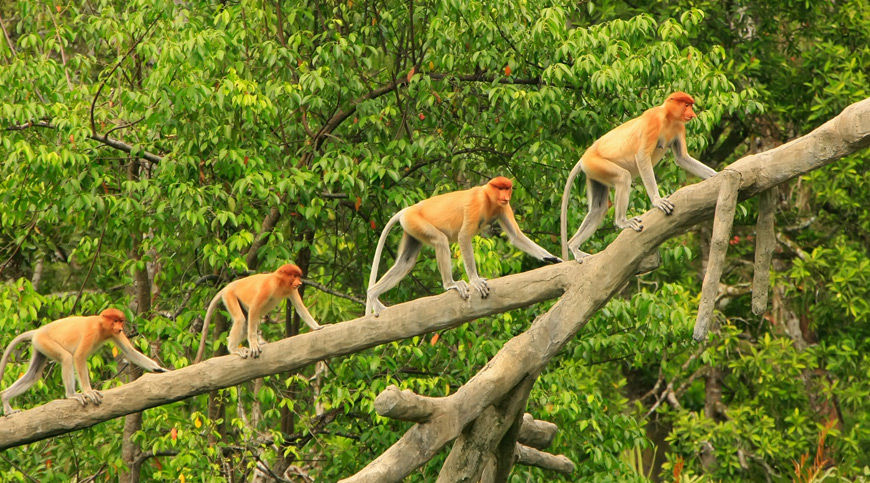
[
  {"left": 374, "top": 385, "right": 441, "bottom": 423},
  {"left": 515, "top": 444, "right": 575, "bottom": 475},
  {"left": 517, "top": 413, "right": 558, "bottom": 450},
  {"left": 694, "top": 169, "right": 741, "bottom": 341},
  {"left": 752, "top": 188, "right": 776, "bottom": 315}
]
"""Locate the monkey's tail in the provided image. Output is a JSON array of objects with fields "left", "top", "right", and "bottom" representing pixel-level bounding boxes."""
[
  {"left": 560, "top": 158, "right": 587, "bottom": 260},
  {"left": 365, "top": 209, "right": 407, "bottom": 314},
  {"left": 0, "top": 331, "right": 36, "bottom": 385},
  {"left": 193, "top": 292, "right": 224, "bottom": 364}
]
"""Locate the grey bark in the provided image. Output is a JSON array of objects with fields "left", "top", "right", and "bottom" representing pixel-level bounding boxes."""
[
  {"left": 436, "top": 375, "right": 535, "bottom": 482},
  {"left": 752, "top": 189, "right": 777, "bottom": 315},
  {"left": 693, "top": 169, "right": 742, "bottom": 341},
  {"left": 0, "top": 99, "right": 868, "bottom": 483},
  {"left": 517, "top": 413, "right": 558, "bottom": 449},
  {"left": 515, "top": 444, "right": 576, "bottom": 474},
  {"left": 30, "top": 254, "right": 44, "bottom": 292},
  {"left": 374, "top": 385, "right": 442, "bottom": 422}
]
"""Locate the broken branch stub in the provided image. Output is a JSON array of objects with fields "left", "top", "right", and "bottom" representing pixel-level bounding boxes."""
[
  {"left": 515, "top": 444, "right": 576, "bottom": 475},
  {"left": 752, "top": 189, "right": 777, "bottom": 315},
  {"left": 374, "top": 385, "right": 441, "bottom": 423},
  {"left": 518, "top": 413, "right": 558, "bottom": 449},
  {"left": 694, "top": 169, "right": 742, "bottom": 341}
]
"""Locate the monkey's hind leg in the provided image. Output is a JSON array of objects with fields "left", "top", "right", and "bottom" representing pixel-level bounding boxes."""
[
  {"left": 428, "top": 230, "right": 470, "bottom": 299},
  {"left": 567, "top": 178, "right": 610, "bottom": 261},
  {"left": 1, "top": 350, "right": 48, "bottom": 415},
  {"left": 223, "top": 295, "right": 255, "bottom": 359},
  {"left": 367, "top": 234, "right": 423, "bottom": 317},
  {"left": 610, "top": 166, "right": 643, "bottom": 233}
]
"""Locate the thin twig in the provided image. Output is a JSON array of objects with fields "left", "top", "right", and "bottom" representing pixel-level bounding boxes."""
[
  {"left": 302, "top": 279, "right": 365, "bottom": 306},
  {"left": 90, "top": 12, "right": 161, "bottom": 135},
  {"left": 0, "top": 219, "right": 37, "bottom": 278},
  {"left": 172, "top": 274, "right": 221, "bottom": 319},
  {"left": 0, "top": 453, "right": 39, "bottom": 483},
  {"left": 7, "top": 119, "right": 164, "bottom": 163},
  {"left": 0, "top": 12, "right": 17, "bottom": 59},
  {"left": 104, "top": 116, "right": 145, "bottom": 137},
  {"left": 70, "top": 205, "right": 111, "bottom": 314},
  {"left": 47, "top": 5, "right": 74, "bottom": 91}
]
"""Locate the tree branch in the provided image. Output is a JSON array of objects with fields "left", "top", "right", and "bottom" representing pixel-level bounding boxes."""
[
  {"left": 6, "top": 122, "right": 165, "bottom": 164},
  {"left": 0, "top": 262, "right": 568, "bottom": 449},
  {"left": 752, "top": 189, "right": 776, "bottom": 314},
  {"left": 694, "top": 169, "right": 741, "bottom": 341}
]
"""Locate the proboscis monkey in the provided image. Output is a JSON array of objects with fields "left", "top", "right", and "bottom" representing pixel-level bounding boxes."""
[
  {"left": 0, "top": 308, "right": 167, "bottom": 415},
  {"left": 194, "top": 263, "right": 321, "bottom": 363},
  {"left": 560, "top": 92, "right": 717, "bottom": 261},
  {"left": 365, "top": 176, "right": 562, "bottom": 317}
]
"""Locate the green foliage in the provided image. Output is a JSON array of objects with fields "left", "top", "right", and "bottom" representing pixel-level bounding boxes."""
[{"left": 0, "top": 0, "right": 869, "bottom": 481}]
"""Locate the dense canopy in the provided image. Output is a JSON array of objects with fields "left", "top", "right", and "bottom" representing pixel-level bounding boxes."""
[{"left": 1, "top": 0, "right": 869, "bottom": 481}]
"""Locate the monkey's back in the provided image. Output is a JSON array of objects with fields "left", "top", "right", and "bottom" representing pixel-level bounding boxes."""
[
  {"left": 32, "top": 316, "right": 99, "bottom": 354},
  {"left": 581, "top": 106, "right": 667, "bottom": 175},
  {"left": 405, "top": 187, "right": 479, "bottom": 242}
]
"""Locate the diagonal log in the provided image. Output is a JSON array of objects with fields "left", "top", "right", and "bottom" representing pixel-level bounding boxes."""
[
  {"left": 752, "top": 189, "right": 777, "bottom": 315},
  {"left": 693, "top": 169, "right": 742, "bottom": 341},
  {"left": 0, "top": 98, "right": 868, "bottom": 470}
]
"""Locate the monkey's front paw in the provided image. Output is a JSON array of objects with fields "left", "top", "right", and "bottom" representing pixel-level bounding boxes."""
[
  {"left": 249, "top": 344, "right": 262, "bottom": 358},
  {"left": 446, "top": 280, "right": 470, "bottom": 299},
  {"left": 470, "top": 278, "right": 490, "bottom": 298},
  {"left": 234, "top": 348, "right": 252, "bottom": 359},
  {"left": 654, "top": 198, "right": 675, "bottom": 215},
  {"left": 3, "top": 407, "right": 22, "bottom": 416}
]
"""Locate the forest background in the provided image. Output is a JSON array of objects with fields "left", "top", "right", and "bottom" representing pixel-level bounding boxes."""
[{"left": 1, "top": 0, "right": 869, "bottom": 481}]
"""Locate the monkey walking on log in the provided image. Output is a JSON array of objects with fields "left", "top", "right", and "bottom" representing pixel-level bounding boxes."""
[
  {"left": 0, "top": 308, "right": 167, "bottom": 416},
  {"left": 194, "top": 263, "right": 321, "bottom": 363},
  {"left": 561, "top": 92, "right": 717, "bottom": 261},
  {"left": 366, "top": 176, "right": 562, "bottom": 317}
]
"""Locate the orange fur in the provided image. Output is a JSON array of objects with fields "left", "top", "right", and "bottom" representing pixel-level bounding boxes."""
[
  {"left": 0, "top": 308, "right": 166, "bottom": 414},
  {"left": 560, "top": 92, "right": 716, "bottom": 260},
  {"left": 366, "top": 177, "right": 561, "bottom": 316},
  {"left": 194, "top": 263, "right": 321, "bottom": 363}
]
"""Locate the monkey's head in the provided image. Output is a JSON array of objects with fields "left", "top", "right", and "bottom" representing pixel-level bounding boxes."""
[
  {"left": 276, "top": 263, "right": 304, "bottom": 289},
  {"left": 666, "top": 92, "right": 697, "bottom": 122},
  {"left": 487, "top": 176, "right": 513, "bottom": 205},
  {"left": 100, "top": 308, "right": 127, "bottom": 334}
]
